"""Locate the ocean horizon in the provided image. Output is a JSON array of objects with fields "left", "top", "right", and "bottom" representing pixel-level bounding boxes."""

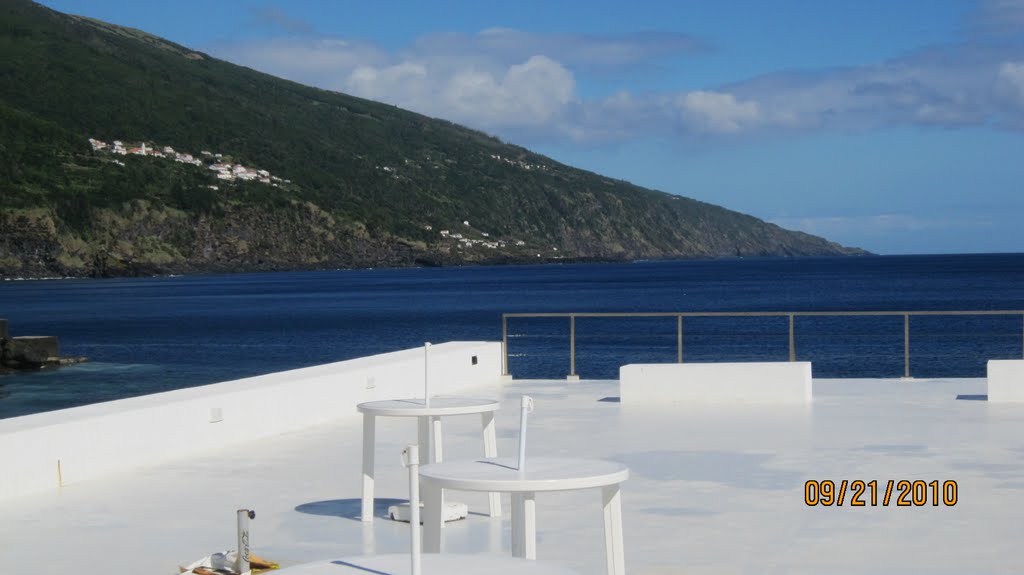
[{"left": 2, "top": 252, "right": 1023, "bottom": 419}]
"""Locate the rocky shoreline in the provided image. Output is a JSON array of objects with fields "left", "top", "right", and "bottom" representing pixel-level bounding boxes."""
[{"left": 0, "top": 320, "right": 88, "bottom": 373}]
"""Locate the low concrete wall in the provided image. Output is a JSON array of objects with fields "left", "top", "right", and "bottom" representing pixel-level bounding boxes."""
[
  {"left": 0, "top": 341, "right": 502, "bottom": 500},
  {"left": 10, "top": 336, "right": 59, "bottom": 361},
  {"left": 620, "top": 362, "right": 813, "bottom": 405},
  {"left": 987, "top": 359, "right": 1024, "bottom": 402}
]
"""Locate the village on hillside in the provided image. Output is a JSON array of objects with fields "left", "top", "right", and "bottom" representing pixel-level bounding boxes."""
[
  {"left": 88, "top": 138, "right": 290, "bottom": 188},
  {"left": 435, "top": 222, "right": 529, "bottom": 251},
  {"left": 87, "top": 138, "right": 551, "bottom": 254},
  {"left": 489, "top": 153, "right": 547, "bottom": 172}
]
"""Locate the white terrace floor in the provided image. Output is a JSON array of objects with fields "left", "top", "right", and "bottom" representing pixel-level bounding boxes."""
[{"left": 2, "top": 377, "right": 1024, "bottom": 575}]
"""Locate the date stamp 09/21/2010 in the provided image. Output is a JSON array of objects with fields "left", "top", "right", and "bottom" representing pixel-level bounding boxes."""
[{"left": 804, "top": 479, "right": 958, "bottom": 507}]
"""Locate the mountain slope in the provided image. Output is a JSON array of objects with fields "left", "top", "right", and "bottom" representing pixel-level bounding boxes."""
[{"left": 0, "top": 0, "right": 868, "bottom": 277}]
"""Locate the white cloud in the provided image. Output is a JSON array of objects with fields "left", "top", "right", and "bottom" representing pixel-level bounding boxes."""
[
  {"left": 215, "top": 37, "right": 388, "bottom": 90},
  {"left": 972, "top": 0, "right": 1024, "bottom": 35},
  {"left": 769, "top": 213, "right": 1002, "bottom": 254},
  {"left": 490, "top": 55, "right": 575, "bottom": 124},
  {"left": 217, "top": 31, "right": 657, "bottom": 137},
  {"left": 997, "top": 61, "right": 1024, "bottom": 103},
  {"left": 562, "top": 91, "right": 654, "bottom": 142},
  {"left": 412, "top": 28, "right": 707, "bottom": 72},
  {"left": 342, "top": 55, "right": 576, "bottom": 130},
  {"left": 250, "top": 6, "right": 314, "bottom": 35},
  {"left": 770, "top": 214, "right": 993, "bottom": 237},
  {"left": 211, "top": 19, "right": 1024, "bottom": 145},
  {"left": 346, "top": 62, "right": 429, "bottom": 106},
  {"left": 677, "top": 91, "right": 760, "bottom": 134}
]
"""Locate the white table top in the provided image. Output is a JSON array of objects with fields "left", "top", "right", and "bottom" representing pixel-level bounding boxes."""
[
  {"left": 419, "top": 457, "right": 629, "bottom": 492},
  {"left": 357, "top": 397, "right": 500, "bottom": 417},
  {"left": 273, "top": 554, "right": 578, "bottom": 574}
]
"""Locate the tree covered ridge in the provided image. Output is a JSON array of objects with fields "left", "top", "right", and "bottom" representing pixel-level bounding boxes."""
[{"left": 0, "top": 0, "right": 868, "bottom": 278}]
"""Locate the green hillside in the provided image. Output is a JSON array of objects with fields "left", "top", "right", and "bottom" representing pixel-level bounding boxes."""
[{"left": 0, "top": 0, "right": 867, "bottom": 277}]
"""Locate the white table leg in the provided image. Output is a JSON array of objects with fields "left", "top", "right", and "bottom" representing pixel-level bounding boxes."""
[
  {"left": 421, "top": 415, "right": 446, "bottom": 523},
  {"left": 430, "top": 416, "right": 443, "bottom": 463},
  {"left": 522, "top": 492, "right": 537, "bottom": 560},
  {"left": 422, "top": 481, "right": 444, "bottom": 553},
  {"left": 602, "top": 484, "right": 625, "bottom": 575},
  {"left": 360, "top": 521, "right": 375, "bottom": 555},
  {"left": 417, "top": 416, "right": 446, "bottom": 526},
  {"left": 488, "top": 510, "right": 503, "bottom": 553},
  {"left": 510, "top": 493, "right": 523, "bottom": 557},
  {"left": 481, "top": 411, "right": 502, "bottom": 517},
  {"left": 417, "top": 416, "right": 431, "bottom": 461},
  {"left": 360, "top": 413, "right": 375, "bottom": 523},
  {"left": 511, "top": 492, "right": 537, "bottom": 559}
]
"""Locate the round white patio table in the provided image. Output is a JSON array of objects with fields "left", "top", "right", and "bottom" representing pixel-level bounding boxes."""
[
  {"left": 357, "top": 397, "right": 502, "bottom": 522},
  {"left": 419, "top": 456, "right": 629, "bottom": 575},
  {"left": 271, "top": 555, "right": 578, "bottom": 574}
]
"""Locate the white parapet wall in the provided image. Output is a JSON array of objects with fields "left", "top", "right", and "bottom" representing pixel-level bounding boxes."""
[
  {"left": 987, "top": 359, "right": 1024, "bottom": 402},
  {"left": 0, "top": 341, "right": 502, "bottom": 501},
  {"left": 620, "top": 361, "right": 813, "bottom": 405}
]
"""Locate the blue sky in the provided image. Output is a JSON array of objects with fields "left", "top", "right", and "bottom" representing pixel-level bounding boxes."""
[{"left": 39, "top": 0, "right": 1024, "bottom": 254}]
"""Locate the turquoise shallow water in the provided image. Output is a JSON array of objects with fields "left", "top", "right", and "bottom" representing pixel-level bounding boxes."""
[{"left": 2, "top": 253, "right": 1023, "bottom": 418}]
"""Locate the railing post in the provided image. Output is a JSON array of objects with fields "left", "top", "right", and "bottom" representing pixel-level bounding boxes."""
[
  {"left": 904, "top": 313, "right": 911, "bottom": 379},
  {"left": 568, "top": 315, "right": 578, "bottom": 381},
  {"left": 788, "top": 314, "right": 795, "bottom": 362},
  {"left": 677, "top": 315, "right": 683, "bottom": 363},
  {"left": 502, "top": 314, "right": 510, "bottom": 377},
  {"left": 500, "top": 309, "right": 1024, "bottom": 379}
]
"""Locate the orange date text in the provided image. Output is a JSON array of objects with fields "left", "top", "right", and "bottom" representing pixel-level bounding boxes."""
[{"left": 804, "top": 480, "right": 958, "bottom": 507}]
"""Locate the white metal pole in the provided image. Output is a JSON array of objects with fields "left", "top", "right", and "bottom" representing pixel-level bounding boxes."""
[
  {"left": 404, "top": 444, "right": 422, "bottom": 575},
  {"left": 517, "top": 396, "right": 533, "bottom": 473},
  {"left": 424, "top": 342, "right": 431, "bottom": 407},
  {"left": 236, "top": 509, "right": 254, "bottom": 574}
]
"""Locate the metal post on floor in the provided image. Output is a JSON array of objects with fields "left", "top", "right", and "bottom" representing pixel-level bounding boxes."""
[
  {"left": 501, "top": 314, "right": 509, "bottom": 377},
  {"left": 788, "top": 314, "right": 796, "bottom": 362},
  {"left": 904, "top": 313, "right": 911, "bottom": 379},
  {"left": 677, "top": 315, "right": 683, "bottom": 363},
  {"left": 236, "top": 509, "right": 254, "bottom": 574},
  {"left": 568, "top": 315, "right": 579, "bottom": 381}
]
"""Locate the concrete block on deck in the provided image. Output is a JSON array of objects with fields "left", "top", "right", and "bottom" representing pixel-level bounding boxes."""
[
  {"left": 619, "top": 361, "right": 813, "bottom": 405},
  {"left": 987, "top": 360, "right": 1024, "bottom": 402}
]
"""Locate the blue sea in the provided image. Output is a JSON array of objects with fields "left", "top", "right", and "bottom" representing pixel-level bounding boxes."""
[{"left": 2, "top": 253, "right": 1023, "bottom": 419}]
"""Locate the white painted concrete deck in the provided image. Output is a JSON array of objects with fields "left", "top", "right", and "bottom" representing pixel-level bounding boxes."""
[{"left": 2, "top": 377, "right": 1023, "bottom": 574}]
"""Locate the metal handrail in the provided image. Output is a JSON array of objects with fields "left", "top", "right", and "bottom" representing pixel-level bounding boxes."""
[{"left": 501, "top": 311, "right": 1024, "bottom": 379}]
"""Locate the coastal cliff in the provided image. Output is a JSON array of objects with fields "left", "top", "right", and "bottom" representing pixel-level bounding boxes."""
[{"left": 0, "top": 1, "right": 868, "bottom": 278}]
